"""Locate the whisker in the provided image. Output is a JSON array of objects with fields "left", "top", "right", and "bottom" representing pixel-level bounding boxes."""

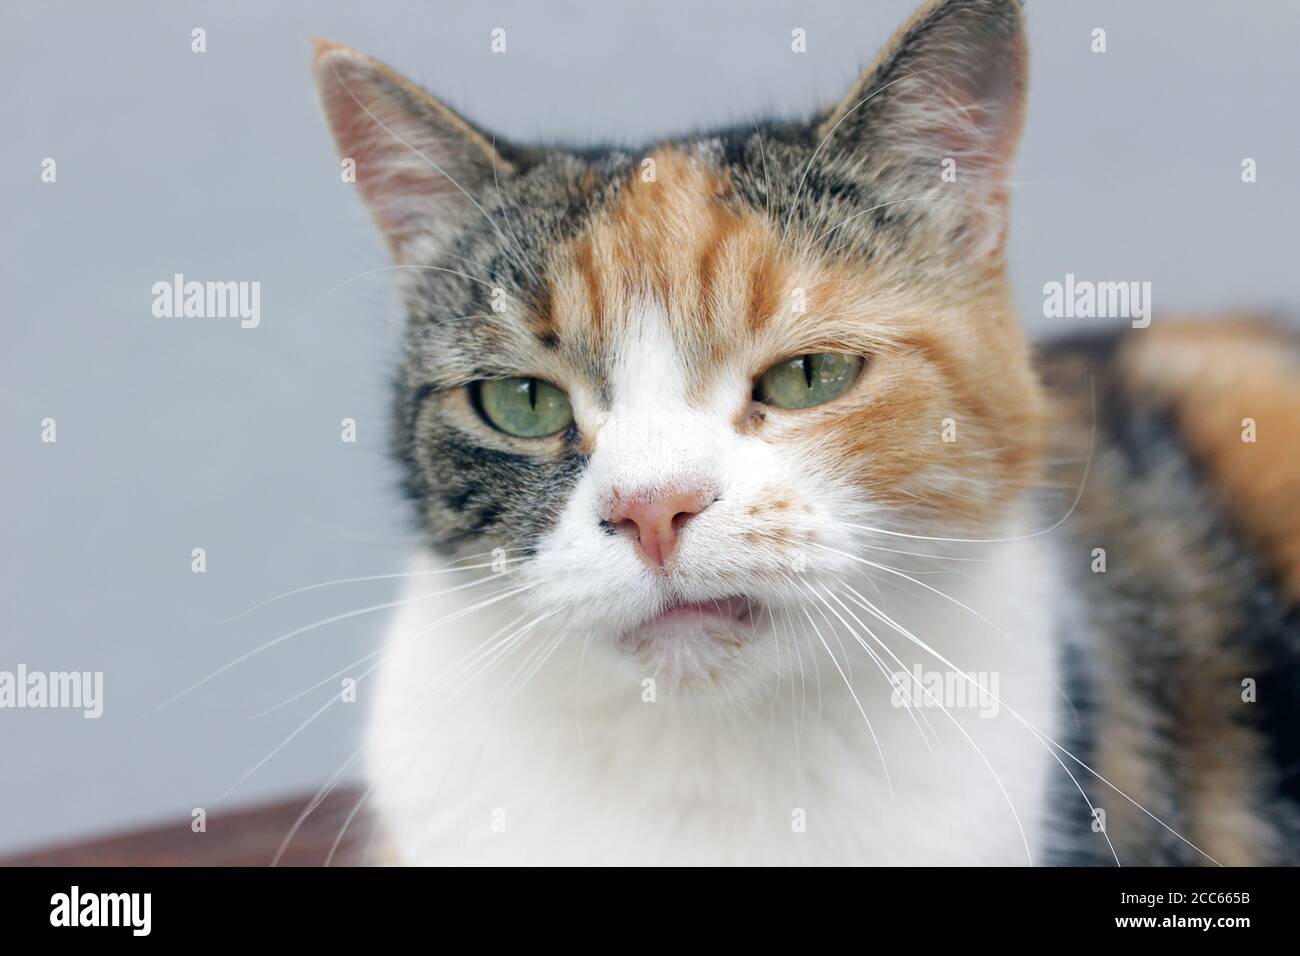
[
  {"left": 814, "top": 195, "right": 1008, "bottom": 245},
  {"left": 155, "top": 574, "right": 533, "bottom": 712},
  {"left": 811, "top": 541, "right": 1027, "bottom": 652},
  {"left": 778, "top": 69, "right": 935, "bottom": 254},
  {"left": 815, "top": 582, "right": 1031, "bottom": 862},
  {"left": 324, "top": 785, "right": 372, "bottom": 867},
  {"left": 245, "top": 599, "right": 537, "bottom": 721},
  {"left": 322, "top": 263, "right": 499, "bottom": 296},
  {"left": 796, "top": 601, "right": 894, "bottom": 800},
  {"left": 843, "top": 378, "right": 1097, "bottom": 546},
  {"left": 834, "top": 563, "right": 1083, "bottom": 725},
  {"left": 846, "top": 585, "right": 1204, "bottom": 865},
  {"left": 229, "top": 549, "right": 526, "bottom": 620},
  {"left": 226, "top": 603, "right": 546, "bottom": 808},
  {"left": 273, "top": 749, "right": 367, "bottom": 867},
  {"left": 322, "top": 55, "right": 543, "bottom": 288},
  {"left": 271, "top": 607, "right": 553, "bottom": 865}
]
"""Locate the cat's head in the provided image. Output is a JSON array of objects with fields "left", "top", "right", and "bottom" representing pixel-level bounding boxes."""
[{"left": 314, "top": 0, "right": 1043, "bottom": 690}]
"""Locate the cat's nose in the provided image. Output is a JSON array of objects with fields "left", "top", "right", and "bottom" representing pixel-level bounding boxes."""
[{"left": 603, "top": 486, "right": 716, "bottom": 568}]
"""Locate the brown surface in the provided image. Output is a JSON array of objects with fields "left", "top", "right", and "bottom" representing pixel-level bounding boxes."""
[{"left": 0, "top": 786, "right": 373, "bottom": 867}]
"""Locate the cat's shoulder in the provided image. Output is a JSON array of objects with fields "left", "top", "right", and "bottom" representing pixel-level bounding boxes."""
[
  {"left": 1037, "top": 314, "right": 1300, "bottom": 602},
  {"left": 1035, "top": 316, "right": 1300, "bottom": 865}
]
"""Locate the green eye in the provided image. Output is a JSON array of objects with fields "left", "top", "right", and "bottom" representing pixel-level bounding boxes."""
[
  {"left": 476, "top": 378, "right": 574, "bottom": 438},
  {"left": 756, "top": 353, "right": 864, "bottom": 409}
]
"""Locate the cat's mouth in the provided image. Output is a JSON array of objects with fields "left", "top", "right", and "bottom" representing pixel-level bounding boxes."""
[{"left": 617, "top": 596, "right": 757, "bottom": 683}]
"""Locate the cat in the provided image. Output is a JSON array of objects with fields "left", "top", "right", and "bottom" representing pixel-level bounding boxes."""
[{"left": 312, "top": 0, "right": 1300, "bottom": 865}]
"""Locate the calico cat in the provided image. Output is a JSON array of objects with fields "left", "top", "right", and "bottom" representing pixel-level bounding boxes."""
[{"left": 312, "top": 0, "right": 1300, "bottom": 865}]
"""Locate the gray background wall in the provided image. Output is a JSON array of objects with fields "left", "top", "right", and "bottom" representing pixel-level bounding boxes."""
[{"left": 3, "top": 0, "right": 1298, "bottom": 855}]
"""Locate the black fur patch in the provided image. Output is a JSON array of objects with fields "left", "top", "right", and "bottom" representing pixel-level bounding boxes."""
[{"left": 1040, "top": 333, "right": 1300, "bottom": 864}]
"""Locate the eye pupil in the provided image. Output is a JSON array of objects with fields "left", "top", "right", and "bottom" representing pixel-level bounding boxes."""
[
  {"left": 756, "top": 353, "right": 864, "bottom": 410},
  {"left": 476, "top": 377, "right": 574, "bottom": 438}
]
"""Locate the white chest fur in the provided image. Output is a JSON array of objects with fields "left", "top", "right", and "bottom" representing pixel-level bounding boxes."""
[{"left": 366, "top": 534, "right": 1063, "bottom": 865}]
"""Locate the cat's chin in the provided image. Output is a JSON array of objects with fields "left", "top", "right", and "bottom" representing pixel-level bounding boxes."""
[{"left": 616, "top": 596, "right": 757, "bottom": 686}]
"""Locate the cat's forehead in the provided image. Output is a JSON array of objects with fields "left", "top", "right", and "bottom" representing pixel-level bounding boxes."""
[
  {"left": 409, "top": 144, "right": 901, "bottom": 401},
  {"left": 545, "top": 148, "right": 785, "bottom": 354},
  {"left": 447, "top": 145, "right": 883, "bottom": 390}
]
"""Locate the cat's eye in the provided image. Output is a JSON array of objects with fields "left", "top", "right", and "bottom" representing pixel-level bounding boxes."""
[
  {"left": 476, "top": 377, "right": 574, "bottom": 438},
  {"left": 755, "top": 353, "right": 864, "bottom": 409}
]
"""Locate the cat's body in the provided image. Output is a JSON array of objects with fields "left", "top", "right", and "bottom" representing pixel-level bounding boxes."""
[
  {"left": 313, "top": 0, "right": 1300, "bottom": 865},
  {"left": 1039, "top": 323, "right": 1300, "bottom": 865}
]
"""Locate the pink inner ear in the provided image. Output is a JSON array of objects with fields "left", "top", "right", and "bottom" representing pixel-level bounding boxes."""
[
  {"left": 316, "top": 50, "right": 462, "bottom": 255},
  {"left": 953, "top": 45, "right": 1022, "bottom": 168},
  {"left": 905, "top": 20, "right": 1027, "bottom": 175}
]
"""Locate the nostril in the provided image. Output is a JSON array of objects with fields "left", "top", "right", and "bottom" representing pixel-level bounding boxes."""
[
  {"left": 671, "top": 508, "right": 698, "bottom": 533},
  {"left": 602, "top": 486, "right": 718, "bottom": 568},
  {"left": 601, "top": 508, "right": 645, "bottom": 548}
]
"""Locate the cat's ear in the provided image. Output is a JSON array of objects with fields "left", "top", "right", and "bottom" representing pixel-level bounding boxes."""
[
  {"left": 313, "top": 40, "right": 512, "bottom": 262},
  {"left": 817, "top": 0, "right": 1027, "bottom": 252}
]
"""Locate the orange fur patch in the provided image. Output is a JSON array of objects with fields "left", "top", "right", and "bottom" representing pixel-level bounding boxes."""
[
  {"left": 551, "top": 149, "right": 787, "bottom": 349},
  {"left": 1122, "top": 318, "right": 1300, "bottom": 601}
]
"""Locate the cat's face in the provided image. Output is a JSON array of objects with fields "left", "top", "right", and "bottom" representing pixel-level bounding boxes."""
[{"left": 316, "top": 0, "right": 1043, "bottom": 690}]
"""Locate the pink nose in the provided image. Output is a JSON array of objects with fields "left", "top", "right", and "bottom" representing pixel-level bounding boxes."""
[{"left": 604, "top": 486, "right": 716, "bottom": 567}]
